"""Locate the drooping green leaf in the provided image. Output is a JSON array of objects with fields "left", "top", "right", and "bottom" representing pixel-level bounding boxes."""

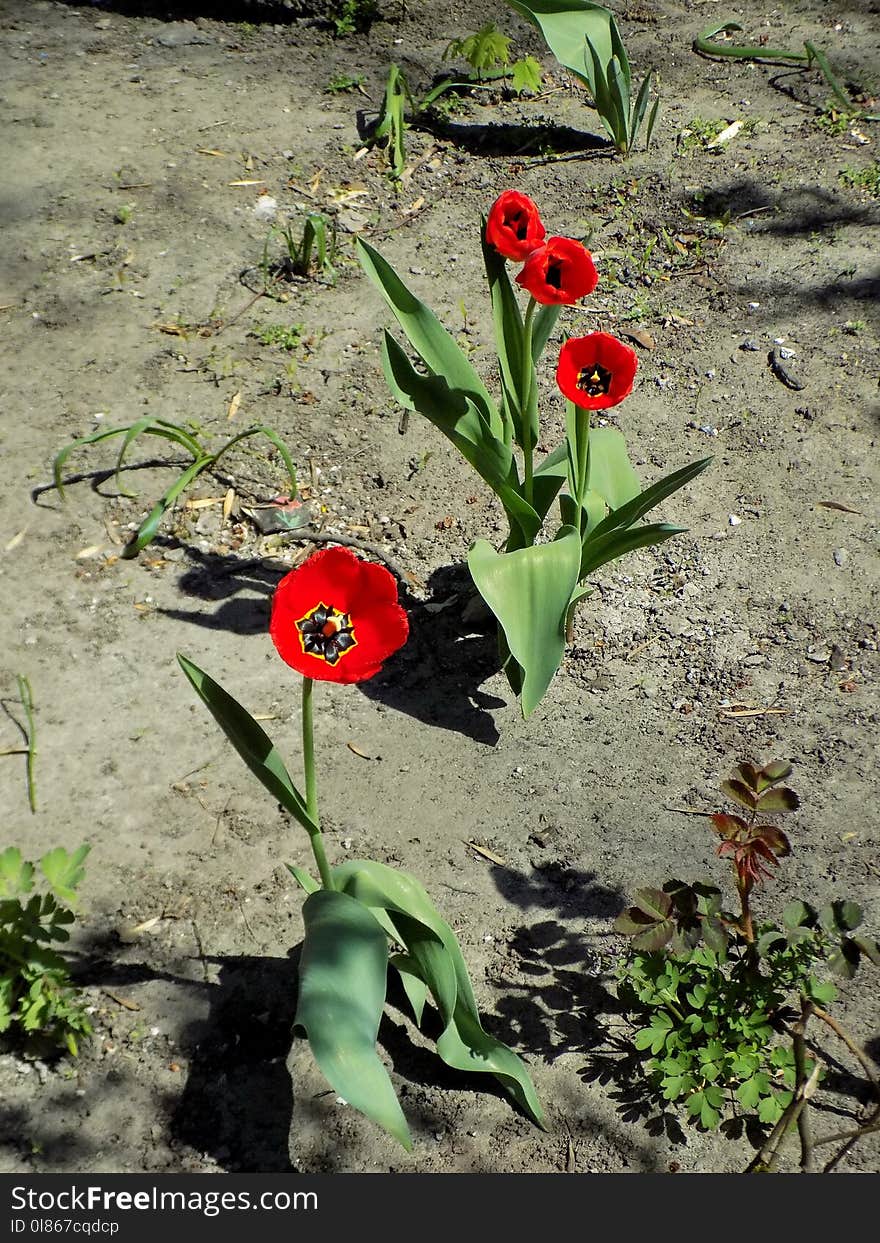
[
  {"left": 177, "top": 655, "right": 318, "bottom": 835},
  {"left": 586, "top": 456, "right": 711, "bottom": 545},
  {"left": 294, "top": 889, "right": 412, "bottom": 1150},
  {"left": 331, "top": 858, "right": 545, "bottom": 1128},
  {"left": 357, "top": 237, "right": 500, "bottom": 436},
  {"left": 504, "top": 0, "right": 617, "bottom": 92},
  {"left": 584, "top": 427, "right": 641, "bottom": 510},
  {"left": 381, "top": 333, "right": 541, "bottom": 549},
  {"left": 468, "top": 526, "right": 582, "bottom": 716},
  {"left": 39, "top": 846, "right": 90, "bottom": 909}
]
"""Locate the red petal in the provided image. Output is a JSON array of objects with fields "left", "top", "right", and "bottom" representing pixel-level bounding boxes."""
[
  {"left": 515, "top": 237, "right": 598, "bottom": 306},
  {"left": 485, "top": 190, "right": 546, "bottom": 262},
  {"left": 556, "top": 332, "right": 638, "bottom": 410},
  {"left": 269, "top": 546, "right": 408, "bottom": 683}
]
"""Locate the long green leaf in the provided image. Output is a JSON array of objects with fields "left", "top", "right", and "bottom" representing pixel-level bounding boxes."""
[
  {"left": 177, "top": 654, "right": 318, "bottom": 835},
  {"left": 580, "top": 521, "right": 685, "bottom": 578},
  {"left": 295, "top": 889, "right": 412, "bottom": 1150},
  {"left": 333, "top": 858, "right": 545, "bottom": 1128},
  {"left": 468, "top": 526, "right": 582, "bottom": 716},
  {"left": 587, "top": 455, "right": 711, "bottom": 543},
  {"left": 382, "top": 333, "right": 542, "bottom": 547},
  {"left": 357, "top": 238, "right": 500, "bottom": 436},
  {"left": 52, "top": 419, "right": 203, "bottom": 500},
  {"left": 121, "top": 456, "right": 210, "bottom": 558},
  {"left": 481, "top": 228, "right": 526, "bottom": 448},
  {"left": 214, "top": 425, "right": 298, "bottom": 496}
]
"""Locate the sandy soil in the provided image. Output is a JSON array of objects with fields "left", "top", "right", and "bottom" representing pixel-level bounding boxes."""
[{"left": 1, "top": 0, "right": 878, "bottom": 1174}]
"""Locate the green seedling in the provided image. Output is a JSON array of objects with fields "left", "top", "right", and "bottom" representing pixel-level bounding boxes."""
[
  {"left": 325, "top": 73, "right": 365, "bottom": 94},
  {"left": 262, "top": 214, "right": 338, "bottom": 289},
  {"left": 504, "top": 1, "right": 659, "bottom": 153},
  {"left": 444, "top": 23, "right": 543, "bottom": 92},
  {"left": 53, "top": 419, "right": 298, "bottom": 559},
  {"left": 839, "top": 162, "right": 880, "bottom": 197},
  {"left": 331, "top": 0, "right": 379, "bottom": 37},
  {"left": 253, "top": 322, "right": 305, "bottom": 352},
  {"left": 612, "top": 760, "right": 880, "bottom": 1171},
  {"left": 695, "top": 21, "right": 880, "bottom": 123},
  {"left": 0, "top": 844, "right": 93, "bottom": 1056}
]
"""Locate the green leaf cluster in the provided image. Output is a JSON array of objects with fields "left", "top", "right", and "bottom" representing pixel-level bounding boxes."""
[
  {"left": 179, "top": 657, "right": 544, "bottom": 1149},
  {"left": 0, "top": 845, "right": 92, "bottom": 1056},
  {"left": 357, "top": 233, "right": 710, "bottom": 714},
  {"left": 53, "top": 420, "right": 298, "bottom": 559},
  {"left": 503, "top": 0, "right": 659, "bottom": 152},
  {"left": 619, "top": 947, "right": 808, "bottom": 1130}
]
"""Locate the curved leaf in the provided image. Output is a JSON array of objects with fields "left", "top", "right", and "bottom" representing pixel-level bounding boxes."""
[
  {"left": 332, "top": 858, "right": 545, "bottom": 1129},
  {"left": 177, "top": 655, "right": 318, "bottom": 835},
  {"left": 468, "top": 526, "right": 582, "bottom": 716},
  {"left": 357, "top": 237, "right": 500, "bottom": 436},
  {"left": 295, "top": 889, "right": 411, "bottom": 1150},
  {"left": 585, "top": 427, "right": 641, "bottom": 509},
  {"left": 504, "top": 0, "right": 617, "bottom": 90}
]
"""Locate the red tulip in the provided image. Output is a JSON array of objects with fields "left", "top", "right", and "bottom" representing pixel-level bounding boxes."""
[
  {"left": 270, "top": 546, "right": 408, "bottom": 684},
  {"left": 515, "top": 237, "right": 598, "bottom": 305},
  {"left": 556, "top": 332, "right": 638, "bottom": 410},
  {"left": 485, "top": 190, "right": 546, "bottom": 262}
]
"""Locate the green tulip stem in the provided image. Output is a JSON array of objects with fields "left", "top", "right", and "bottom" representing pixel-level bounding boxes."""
[
  {"left": 521, "top": 296, "right": 537, "bottom": 506},
  {"left": 567, "top": 398, "right": 591, "bottom": 538},
  {"left": 301, "top": 676, "right": 334, "bottom": 891}
]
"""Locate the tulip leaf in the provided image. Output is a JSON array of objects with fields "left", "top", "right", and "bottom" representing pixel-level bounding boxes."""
[
  {"left": 286, "top": 863, "right": 320, "bottom": 895},
  {"left": 382, "top": 331, "right": 542, "bottom": 547},
  {"left": 587, "top": 456, "right": 712, "bottom": 544},
  {"left": 123, "top": 457, "right": 212, "bottom": 559},
  {"left": 177, "top": 655, "right": 319, "bottom": 835},
  {"left": 481, "top": 227, "right": 526, "bottom": 447},
  {"left": 295, "top": 889, "right": 412, "bottom": 1150},
  {"left": 357, "top": 237, "right": 501, "bottom": 438},
  {"left": 389, "top": 952, "right": 429, "bottom": 1026},
  {"left": 468, "top": 526, "right": 582, "bottom": 717},
  {"left": 504, "top": 0, "right": 617, "bottom": 91},
  {"left": 332, "top": 858, "right": 545, "bottom": 1129},
  {"left": 579, "top": 522, "right": 686, "bottom": 579},
  {"left": 584, "top": 427, "right": 641, "bottom": 509}
]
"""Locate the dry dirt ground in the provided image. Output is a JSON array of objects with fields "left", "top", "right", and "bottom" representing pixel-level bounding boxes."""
[{"left": 1, "top": 0, "right": 878, "bottom": 1174}]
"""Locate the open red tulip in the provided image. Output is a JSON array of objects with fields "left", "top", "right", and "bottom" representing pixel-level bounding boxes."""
[
  {"left": 515, "top": 236, "right": 598, "bottom": 305},
  {"left": 556, "top": 332, "right": 638, "bottom": 410},
  {"left": 485, "top": 190, "right": 546, "bottom": 262},
  {"left": 270, "top": 546, "right": 408, "bottom": 683}
]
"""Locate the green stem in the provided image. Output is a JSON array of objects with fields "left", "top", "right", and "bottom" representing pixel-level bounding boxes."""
[
  {"left": 521, "top": 297, "right": 537, "bottom": 507},
  {"left": 301, "top": 677, "right": 334, "bottom": 891}
]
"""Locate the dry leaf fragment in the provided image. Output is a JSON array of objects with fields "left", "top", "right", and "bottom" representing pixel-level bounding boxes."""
[
  {"left": 227, "top": 390, "right": 241, "bottom": 420},
  {"left": 347, "top": 741, "right": 374, "bottom": 760},
  {"left": 620, "top": 326, "right": 655, "bottom": 350},
  {"left": 5, "top": 529, "right": 27, "bottom": 552},
  {"left": 196, "top": 148, "right": 227, "bottom": 157},
  {"left": 222, "top": 488, "right": 236, "bottom": 522},
  {"left": 817, "top": 500, "right": 863, "bottom": 515},
  {"left": 720, "top": 706, "right": 788, "bottom": 719},
  {"left": 184, "top": 497, "right": 225, "bottom": 510},
  {"left": 76, "top": 544, "right": 104, "bottom": 559},
  {"left": 103, "top": 990, "right": 141, "bottom": 1012},
  {"left": 707, "top": 120, "right": 743, "bottom": 149},
  {"left": 465, "top": 841, "right": 508, "bottom": 866},
  {"left": 228, "top": 179, "right": 266, "bottom": 187}
]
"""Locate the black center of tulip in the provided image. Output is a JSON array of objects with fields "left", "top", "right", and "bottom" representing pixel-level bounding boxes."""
[
  {"left": 296, "top": 602, "right": 357, "bottom": 665},
  {"left": 546, "top": 263, "right": 563, "bottom": 289},
  {"left": 511, "top": 210, "right": 528, "bottom": 240},
  {"left": 576, "top": 363, "right": 612, "bottom": 396}
]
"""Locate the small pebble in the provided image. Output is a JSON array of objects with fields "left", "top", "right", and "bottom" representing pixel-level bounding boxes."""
[
  {"left": 833, "top": 548, "right": 848, "bottom": 567},
  {"left": 728, "top": 514, "right": 742, "bottom": 526}
]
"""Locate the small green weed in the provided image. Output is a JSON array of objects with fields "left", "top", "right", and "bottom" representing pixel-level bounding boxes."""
[
  {"left": 262, "top": 214, "right": 338, "bottom": 290},
  {"left": 0, "top": 845, "right": 92, "bottom": 1056},
  {"left": 331, "top": 0, "right": 378, "bottom": 37},
  {"left": 325, "top": 73, "right": 365, "bottom": 94},
  {"left": 839, "top": 162, "right": 880, "bottom": 197},
  {"left": 253, "top": 323, "right": 305, "bottom": 352},
  {"left": 609, "top": 760, "right": 880, "bottom": 1171}
]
